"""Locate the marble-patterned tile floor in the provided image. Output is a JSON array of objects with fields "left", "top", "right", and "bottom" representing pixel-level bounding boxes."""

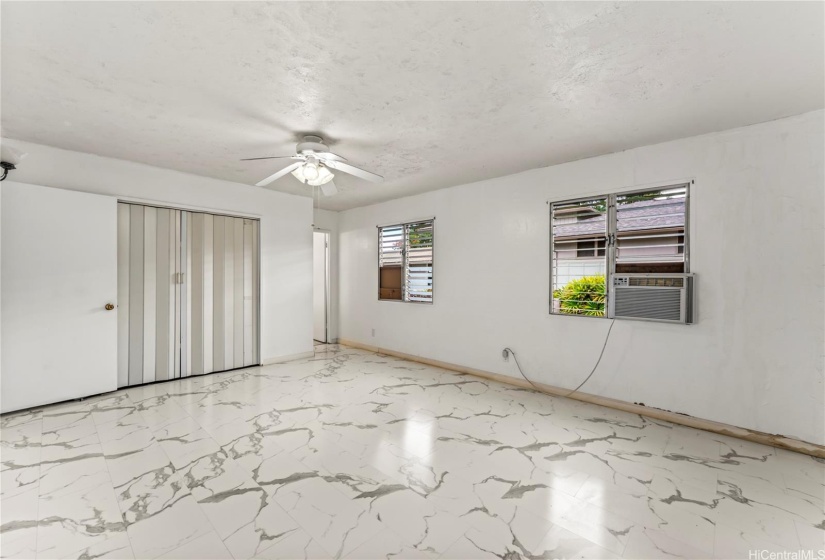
[{"left": 1, "top": 344, "right": 823, "bottom": 559}]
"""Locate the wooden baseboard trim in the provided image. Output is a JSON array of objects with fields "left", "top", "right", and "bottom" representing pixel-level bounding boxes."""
[{"left": 337, "top": 338, "right": 824, "bottom": 459}]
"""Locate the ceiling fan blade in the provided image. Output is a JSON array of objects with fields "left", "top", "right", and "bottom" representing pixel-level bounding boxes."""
[
  {"left": 320, "top": 180, "right": 338, "bottom": 197},
  {"left": 241, "top": 155, "right": 299, "bottom": 161},
  {"left": 326, "top": 160, "right": 383, "bottom": 183},
  {"left": 315, "top": 152, "right": 347, "bottom": 162},
  {"left": 255, "top": 162, "right": 303, "bottom": 187}
]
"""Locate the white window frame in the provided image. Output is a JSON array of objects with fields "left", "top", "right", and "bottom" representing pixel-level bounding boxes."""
[{"left": 550, "top": 183, "right": 690, "bottom": 318}]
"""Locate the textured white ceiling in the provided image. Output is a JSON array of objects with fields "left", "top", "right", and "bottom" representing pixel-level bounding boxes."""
[{"left": 2, "top": 2, "right": 823, "bottom": 211}]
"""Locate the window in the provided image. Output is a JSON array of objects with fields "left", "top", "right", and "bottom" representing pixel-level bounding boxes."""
[
  {"left": 378, "top": 219, "right": 434, "bottom": 303},
  {"left": 576, "top": 239, "right": 606, "bottom": 258},
  {"left": 551, "top": 184, "right": 688, "bottom": 317}
]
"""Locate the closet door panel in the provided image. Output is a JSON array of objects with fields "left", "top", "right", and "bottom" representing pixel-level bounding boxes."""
[
  {"left": 212, "top": 215, "right": 226, "bottom": 371},
  {"left": 203, "top": 214, "right": 214, "bottom": 374},
  {"left": 233, "top": 218, "right": 244, "bottom": 368},
  {"left": 223, "top": 219, "right": 235, "bottom": 368},
  {"left": 119, "top": 203, "right": 179, "bottom": 386},
  {"left": 127, "top": 205, "right": 144, "bottom": 386},
  {"left": 174, "top": 210, "right": 182, "bottom": 378},
  {"left": 243, "top": 219, "right": 254, "bottom": 365},
  {"left": 183, "top": 212, "right": 192, "bottom": 377},
  {"left": 190, "top": 212, "right": 205, "bottom": 376},
  {"left": 251, "top": 219, "right": 259, "bottom": 366},
  {"left": 117, "top": 204, "right": 131, "bottom": 388},
  {"left": 143, "top": 207, "right": 157, "bottom": 384},
  {"left": 154, "top": 207, "right": 176, "bottom": 381}
]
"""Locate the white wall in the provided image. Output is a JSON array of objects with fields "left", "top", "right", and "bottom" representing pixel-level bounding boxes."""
[
  {"left": 1, "top": 138, "right": 314, "bottom": 365},
  {"left": 314, "top": 208, "right": 339, "bottom": 342},
  {"left": 338, "top": 110, "right": 825, "bottom": 445}
]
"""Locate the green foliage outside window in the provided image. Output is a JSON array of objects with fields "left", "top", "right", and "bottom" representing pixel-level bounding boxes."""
[
  {"left": 553, "top": 275, "right": 606, "bottom": 316},
  {"left": 408, "top": 224, "right": 433, "bottom": 247}
]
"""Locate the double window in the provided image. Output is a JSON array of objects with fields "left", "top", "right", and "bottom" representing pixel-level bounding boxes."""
[
  {"left": 551, "top": 184, "right": 689, "bottom": 317},
  {"left": 378, "top": 219, "right": 434, "bottom": 303}
]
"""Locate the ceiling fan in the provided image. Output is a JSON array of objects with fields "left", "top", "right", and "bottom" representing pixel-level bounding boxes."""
[{"left": 242, "top": 135, "right": 383, "bottom": 197}]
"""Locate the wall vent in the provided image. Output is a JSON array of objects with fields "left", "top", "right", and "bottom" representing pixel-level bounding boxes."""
[{"left": 610, "top": 274, "right": 694, "bottom": 324}]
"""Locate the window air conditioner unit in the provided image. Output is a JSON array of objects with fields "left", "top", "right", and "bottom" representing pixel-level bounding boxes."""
[{"left": 610, "top": 274, "right": 695, "bottom": 324}]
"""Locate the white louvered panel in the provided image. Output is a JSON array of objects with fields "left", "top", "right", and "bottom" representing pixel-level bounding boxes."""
[
  {"left": 379, "top": 225, "right": 404, "bottom": 268},
  {"left": 405, "top": 221, "right": 433, "bottom": 302}
]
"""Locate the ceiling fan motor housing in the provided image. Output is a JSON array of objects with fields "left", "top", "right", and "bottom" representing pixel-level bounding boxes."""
[{"left": 297, "top": 135, "right": 329, "bottom": 155}]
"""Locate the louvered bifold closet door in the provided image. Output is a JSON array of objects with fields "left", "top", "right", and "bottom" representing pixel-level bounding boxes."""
[
  {"left": 119, "top": 205, "right": 259, "bottom": 388},
  {"left": 183, "top": 212, "right": 258, "bottom": 376},
  {"left": 117, "top": 203, "right": 180, "bottom": 388}
]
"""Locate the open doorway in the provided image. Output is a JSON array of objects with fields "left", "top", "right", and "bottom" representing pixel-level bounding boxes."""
[{"left": 313, "top": 230, "right": 330, "bottom": 343}]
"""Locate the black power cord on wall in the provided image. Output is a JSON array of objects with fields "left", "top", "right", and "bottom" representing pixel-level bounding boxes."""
[
  {"left": 503, "top": 318, "right": 616, "bottom": 398},
  {"left": 0, "top": 162, "right": 16, "bottom": 181}
]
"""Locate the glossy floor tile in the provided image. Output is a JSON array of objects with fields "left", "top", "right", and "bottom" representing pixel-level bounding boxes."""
[{"left": 1, "top": 344, "right": 822, "bottom": 559}]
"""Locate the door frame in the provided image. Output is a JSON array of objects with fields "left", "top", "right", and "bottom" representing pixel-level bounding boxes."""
[{"left": 313, "top": 229, "right": 331, "bottom": 344}]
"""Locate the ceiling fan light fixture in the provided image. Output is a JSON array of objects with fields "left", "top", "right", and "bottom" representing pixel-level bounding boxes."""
[
  {"left": 292, "top": 161, "right": 334, "bottom": 186},
  {"left": 307, "top": 164, "right": 334, "bottom": 186},
  {"left": 304, "top": 161, "right": 320, "bottom": 181},
  {"left": 245, "top": 135, "right": 382, "bottom": 195}
]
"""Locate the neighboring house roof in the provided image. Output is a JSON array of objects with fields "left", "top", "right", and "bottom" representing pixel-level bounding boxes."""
[{"left": 554, "top": 198, "right": 685, "bottom": 238}]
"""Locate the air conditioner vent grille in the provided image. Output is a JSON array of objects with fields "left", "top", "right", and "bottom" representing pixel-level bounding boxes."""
[{"left": 614, "top": 288, "right": 682, "bottom": 321}]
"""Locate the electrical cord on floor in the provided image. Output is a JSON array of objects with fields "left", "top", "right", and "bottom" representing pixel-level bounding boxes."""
[{"left": 503, "top": 318, "right": 616, "bottom": 398}]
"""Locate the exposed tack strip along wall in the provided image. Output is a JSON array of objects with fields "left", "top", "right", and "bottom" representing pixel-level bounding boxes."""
[{"left": 338, "top": 339, "right": 825, "bottom": 459}]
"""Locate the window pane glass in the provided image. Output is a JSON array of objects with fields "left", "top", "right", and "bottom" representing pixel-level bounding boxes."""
[
  {"left": 551, "top": 198, "right": 607, "bottom": 317},
  {"left": 616, "top": 186, "right": 687, "bottom": 274}
]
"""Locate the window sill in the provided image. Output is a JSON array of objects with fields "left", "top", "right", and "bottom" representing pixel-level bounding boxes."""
[{"left": 378, "top": 299, "right": 433, "bottom": 305}]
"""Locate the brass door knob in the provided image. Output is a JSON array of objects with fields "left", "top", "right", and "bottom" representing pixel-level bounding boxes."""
[{"left": 105, "top": 303, "right": 115, "bottom": 311}]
